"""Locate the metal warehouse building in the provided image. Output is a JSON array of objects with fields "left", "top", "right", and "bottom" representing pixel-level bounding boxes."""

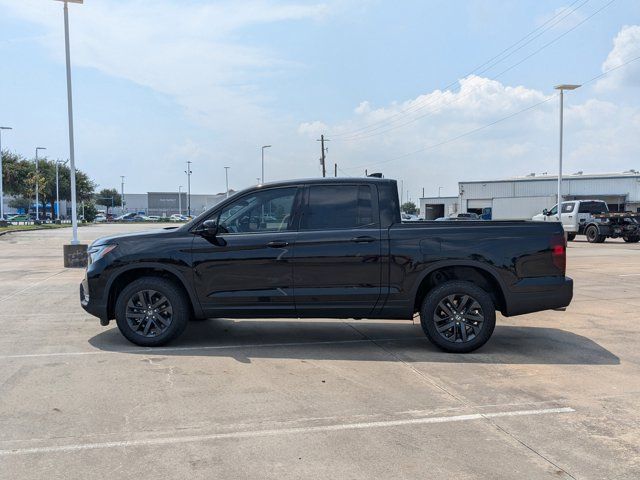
[{"left": 420, "top": 171, "right": 640, "bottom": 220}]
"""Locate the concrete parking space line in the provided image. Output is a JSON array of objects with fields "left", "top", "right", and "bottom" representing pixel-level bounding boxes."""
[
  {"left": 618, "top": 273, "right": 640, "bottom": 277},
  {"left": 0, "top": 269, "right": 69, "bottom": 303},
  {"left": 0, "top": 336, "right": 427, "bottom": 360},
  {"left": 0, "top": 407, "right": 575, "bottom": 456}
]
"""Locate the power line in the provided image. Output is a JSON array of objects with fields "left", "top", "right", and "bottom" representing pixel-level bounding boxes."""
[
  {"left": 333, "top": 0, "right": 614, "bottom": 142},
  {"left": 340, "top": 53, "right": 640, "bottom": 171}
]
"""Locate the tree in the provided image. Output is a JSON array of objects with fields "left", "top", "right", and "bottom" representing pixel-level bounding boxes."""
[
  {"left": 2, "top": 151, "right": 97, "bottom": 218},
  {"left": 83, "top": 202, "right": 98, "bottom": 222},
  {"left": 95, "top": 188, "right": 122, "bottom": 214},
  {"left": 401, "top": 201, "right": 417, "bottom": 215}
]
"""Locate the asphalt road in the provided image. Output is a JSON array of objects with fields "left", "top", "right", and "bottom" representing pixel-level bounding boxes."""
[{"left": 1, "top": 224, "right": 639, "bottom": 479}]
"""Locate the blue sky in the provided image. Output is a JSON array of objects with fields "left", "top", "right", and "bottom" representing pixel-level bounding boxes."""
[{"left": 1, "top": 0, "right": 639, "bottom": 201}]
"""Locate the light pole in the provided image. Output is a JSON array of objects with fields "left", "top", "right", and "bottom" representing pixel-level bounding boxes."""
[
  {"left": 55, "top": 159, "right": 69, "bottom": 220},
  {"left": 438, "top": 186, "right": 443, "bottom": 198},
  {"left": 554, "top": 84, "right": 581, "bottom": 221},
  {"left": 224, "top": 166, "right": 230, "bottom": 198},
  {"left": 120, "top": 175, "right": 125, "bottom": 214},
  {"left": 178, "top": 185, "right": 183, "bottom": 215},
  {"left": 185, "top": 161, "right": 192, "bottom": 216},
  {"left": 54, "top": 0, "right": 83, "bottom": 247},
  {"left": 261, "top": 145, "right": 271, "bottom": 184},
  {"left": 0, "top": 126, "right": 12, "bottom": 219},
  {"left": 35, "top": 147, "right": 46, "bottom": 221}
]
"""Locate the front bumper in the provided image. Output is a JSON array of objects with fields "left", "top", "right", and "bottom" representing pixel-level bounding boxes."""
[
  {"left": 80, "top": 277, "right": 110, "bottom": 326},
  {"left": 504, "top": 276, "right": 573, "bottom": 317}
]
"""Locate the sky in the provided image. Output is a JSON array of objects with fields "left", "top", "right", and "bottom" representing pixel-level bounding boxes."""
[{"left": 0, "top": 0, "right": 639, "bottom": 200}]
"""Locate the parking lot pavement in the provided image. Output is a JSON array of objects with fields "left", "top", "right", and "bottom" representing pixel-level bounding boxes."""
[{"left": 1, "top": 225, "right": 639, "bottom": 479}]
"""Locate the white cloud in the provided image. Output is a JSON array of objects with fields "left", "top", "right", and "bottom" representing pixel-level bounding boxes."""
[
  {"left": 596, "top": 25, "right": 640, "bottom": 91},
  {"left": 299, "top": 75, "right": 640, "bottom": 197},
  {"left": 0, "top": 0, "right": 328, "bottom": 136}
]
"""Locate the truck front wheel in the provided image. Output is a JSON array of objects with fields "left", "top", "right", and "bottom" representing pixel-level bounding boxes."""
[
  {"left": 115, "top": 276, "right": 190, "bottom": 346},
  {"left": 420, "top": 281, "right": 496, "bottom": 353}
]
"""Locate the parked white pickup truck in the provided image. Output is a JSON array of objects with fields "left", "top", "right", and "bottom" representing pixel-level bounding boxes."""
[{"left": 532, "top": 199, "right": 640, "bottom": 243}]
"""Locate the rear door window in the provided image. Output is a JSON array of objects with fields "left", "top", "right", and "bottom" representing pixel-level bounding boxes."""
[
  {"left": 301, "top": 185, "right": 377, "bottom": 230},
  {"left": 578, "top": 202, "right": 607, "bottom": 214}
]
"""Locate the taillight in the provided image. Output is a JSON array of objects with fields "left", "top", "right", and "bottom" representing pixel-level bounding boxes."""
[{"left": 550, "top": 236, "right": 566, "bottom": 274}]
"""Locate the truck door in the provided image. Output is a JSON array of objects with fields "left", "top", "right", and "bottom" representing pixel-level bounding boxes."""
[
  {"left": 292, "top": 183, "right": 383, "bottom": 317},
  {"left": 191, "top": 186, "right": 302, "bottom": 317}
]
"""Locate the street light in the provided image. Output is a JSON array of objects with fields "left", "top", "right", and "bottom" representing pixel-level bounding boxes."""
[
  {"left": 224, "top": 166, "right": 230, "bottom": 198},
  {"left": 120, "top": 175, "right": 125, "bottom": 214},
  {"left": 261, "top": 145, "right": 271, "bottom": 184},
  {"left": 438, "top": 186, "right": 443, "bottom": 198},
  {"left": 185, "top": 161, "right": 192, "bottom": 216},
  {"left": 554, "top": 84, "right": 581, "bottom": 221},
  {"left": 0, "top": 126, "right": 12, "bottom": 219},
  {"left": 55, "top": 0, "right": 84, "bottom": 264},
  {"left": 55, "top": 159, "right": 69, "bottom": 220},
  {"left": 178, "top": 185, "right": 183, "bottom": 215},
  {"left": 35, "top": 147, "right": 47, "bottom": 221}
]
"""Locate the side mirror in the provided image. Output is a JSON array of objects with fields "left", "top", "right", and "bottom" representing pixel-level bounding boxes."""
[
  {"left": 200, "top": 219, "right": 218, "bottom": 237},
  {"left": 543, "top": 209, "right": 549, "bottom": 215}
]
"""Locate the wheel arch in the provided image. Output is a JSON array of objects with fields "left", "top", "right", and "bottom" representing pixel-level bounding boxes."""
[
  {"left": 412, "top": 261, "right": 508, "bottom": 315},
  {"left": 105, "top": 263, "right": 202, "bottom": 321}
]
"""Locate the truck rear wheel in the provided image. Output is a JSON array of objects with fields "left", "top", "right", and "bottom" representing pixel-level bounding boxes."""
[
  {"left": 115, "top": 276, "right": 190, "bottom": 346},
  {"left": 585, "top": 225, "right": 605, "bottom": 243},
  {"left": 567, "top": 233, "right": 576, "bottom": 241},
  {"left": 623, "top": 236, "right": 640, "bottom": 243},
  {"left": 420, "top": 281, "right": 496, "bottom": 353}
]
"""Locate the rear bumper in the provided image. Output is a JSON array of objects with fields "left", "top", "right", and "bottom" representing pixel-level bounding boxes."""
[{"left": 503, "top": 276, "right": 573, "bottom": 317}]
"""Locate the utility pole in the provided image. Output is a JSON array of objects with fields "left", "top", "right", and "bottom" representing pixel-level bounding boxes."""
[
  {"left": 422, "top": 187, "right": 425, "bottom": 198},
  {"left": 178, "top": 185, "right": 182, "bottom": 215},
  {"left": 334, "top": 163, "right": 337, "bottom": 177},
  {"left": 35, "top": 147, "right": 46, "bottom": 221},
  {"left": 185, "top": 161, "right": 192, "bottom": 216},
  {"left": 317, "top": 135, "right": 328, "bottom": 177},
  {"left": 0, "top": 127, "right": 12, "bottom": 220},
  {"left": 400, "top": 180, "right": 404, "bottom": 205},
  {"left": 120, "top": 176, "right": 125, "bottom": 213}
]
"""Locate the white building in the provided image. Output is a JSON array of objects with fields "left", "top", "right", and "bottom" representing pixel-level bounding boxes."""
[{"left": 420, "top": 171, "right": 640, "bottom": 220}]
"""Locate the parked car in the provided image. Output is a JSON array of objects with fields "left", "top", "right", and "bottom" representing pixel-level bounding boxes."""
[
  {"left": 81, "top": 177, "right": 572, "bottom": 353},
  {"left": 532, "top": 200, "right": 640, "bottom": 243},
  {"left": 147, "top": 215, "right": 161, "bottom": 222},
  {"left": 94, "top": 214, "right": 107, "bottom": 223},
  {"left": 401, "top": 213, "right": 421, "bottom": 222},
  {"left": 8, "top": 214, "right": 30, "bottom": 222},
  {"left": 114, "top": 213, "right": 137, "bottom": 221},
  {"left": 169, "top": 214, "right": 189, "bottom": 222}
]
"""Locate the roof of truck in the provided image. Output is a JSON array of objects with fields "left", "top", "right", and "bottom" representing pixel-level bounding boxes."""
[{"left": 254, "top": 177, "right": 397, "bottom": 188}]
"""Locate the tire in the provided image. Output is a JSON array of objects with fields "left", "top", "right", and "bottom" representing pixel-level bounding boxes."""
[
  {"left": 567, "top": 233, "right": 576, "bottom": 242},
  {"left": 420, "top": 281, "right": 496, "bottom": 353},
  {"left": 623, "top": 236, "right": 640, "bottom": 243},
  {"left": 115, "top": 276, "right": 190, "bottom": 346},
  {"left": 585, "top": 225, "right": 605, "bottom": 243}
]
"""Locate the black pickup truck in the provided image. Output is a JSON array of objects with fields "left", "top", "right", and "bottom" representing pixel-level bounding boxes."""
[{"left": 81, "top": 177, "right": 572, "bottom": 353}]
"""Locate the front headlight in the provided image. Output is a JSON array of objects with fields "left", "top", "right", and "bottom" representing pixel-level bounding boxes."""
[{"left": 87, "top": 244, "right": 117, "bottom": 265}]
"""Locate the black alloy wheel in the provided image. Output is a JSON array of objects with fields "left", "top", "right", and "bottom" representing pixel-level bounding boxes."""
[
  {"left": 420, "top": 281, "right": 496, "bottom": 353},
  {"left": 115, "top": 277, "right": 190, "bottom": 346},
  {"left": 125, "top": 289, "right": 173, "bottom": 338}
]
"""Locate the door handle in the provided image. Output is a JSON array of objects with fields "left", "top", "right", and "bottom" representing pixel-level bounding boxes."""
[
  {"left": 350, "top": 236, "right": 376, "bottom": 243},
  {"left": 267, "top": 240, "right": 289, "bottom": 248}
]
